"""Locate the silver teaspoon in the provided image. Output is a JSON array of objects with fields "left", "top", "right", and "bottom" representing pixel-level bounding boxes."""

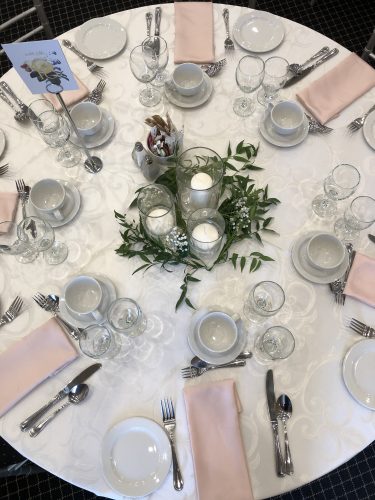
[
  {"left": 277, "top": 394, "right": 294, "bottom": 475},
  {"left": 191, "top": 350, "right": 252, "bottom": 368}
]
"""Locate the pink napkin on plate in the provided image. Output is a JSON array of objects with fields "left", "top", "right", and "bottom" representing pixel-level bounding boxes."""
[
  {"left": 0, "top": 318, "right": 78, "bottom": 417},
  {"left": 43, "top": 75, "right": 89, "bottom": 111},
  {"left": 184, "top": 379, "right": 253, "bottom": 500},
  {"left": 344, "top": 253, "right": 375, "bottom": 307},
  {"left": 174, "top": 1, "right": 215, "bottom": 64},
  {"left": 0, "top": 193, "right": 19, "bottom": 228},
  {"left": 297, "top": 53, "right": 375, "bottom": 124}
]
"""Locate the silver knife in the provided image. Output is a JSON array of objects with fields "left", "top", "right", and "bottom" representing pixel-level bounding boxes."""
[
  {"left": 0, "top": 81, "right": 39, "bottom": 123},
  {"left": 266, "top": 369, "right": 285, "bottom": 477},
  {"left": 284, "top": 48, "right": 339, "bottom": 88},
  {"left": 20, "top": 363, "right": 101, "bottom": 431},
  {"left": 368, "top": 234, "right": 375, "bottom": 244},
  {"left": 146, "top": 11, "right": 152, "bottom": 37},
  {"left": 154, "top": 6, "right": 161, "bottom": 56}
]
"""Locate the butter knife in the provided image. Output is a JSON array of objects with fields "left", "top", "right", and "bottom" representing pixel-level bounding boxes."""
[
  {"left": 20, "top": 363, "right": 101, "bottom": 431},
  {"left": 284, "top": 48, "right": 339, "bottom": 88},
  {"left": 266, "top": 369, "right": 285, "bottom": 477}
]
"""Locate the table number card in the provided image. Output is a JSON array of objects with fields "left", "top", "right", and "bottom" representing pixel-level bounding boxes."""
[{"left": 1, "top": 40, "right": 78, "bottom": 94}]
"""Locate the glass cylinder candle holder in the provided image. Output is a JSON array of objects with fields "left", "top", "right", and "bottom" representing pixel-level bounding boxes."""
[
  {"left": 137, "top": 184, "right": 176, "bottom": 240},
  {"left": 187, "top": 208, "right": 225, "bottom": 267},
  {"left": 176, "top": 147, "right": 224, "bottom": 219}
]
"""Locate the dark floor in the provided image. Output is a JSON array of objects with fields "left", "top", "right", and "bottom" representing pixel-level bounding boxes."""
[{"left": 1, "top": 0, "right": 375, "bottom": 499}]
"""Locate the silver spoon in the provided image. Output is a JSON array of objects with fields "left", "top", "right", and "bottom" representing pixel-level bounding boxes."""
[
  {"left": 29, "top": 384, "right": 89, "bottom": 437},
  {"left": 277, "top": 394, "right": 294, "bottom": 475},
  {"left": 45, "top": 293, "right": 83, "bottom": 341},
  {"left": 191, "top": 350, "right": 252, "bottom": 368}
]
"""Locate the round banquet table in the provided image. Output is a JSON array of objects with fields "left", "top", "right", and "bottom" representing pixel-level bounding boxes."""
[{"left": 1, "top": 3, "right": 375, "bottom": 499}]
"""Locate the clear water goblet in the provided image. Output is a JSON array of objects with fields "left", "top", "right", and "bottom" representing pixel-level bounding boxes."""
[
  {"left": 129, "top": 45, "right": 162, "bottom": 107},
  {"left": 107, "top": 298, "right": 147, "bottom": 338},
  {"left": 0, "top": 220, "right": 37, "bottom": 263},
  {"left": 233, "top": 55, "right": 265, "bottom": 117},
  {"left": 334, "top": 196, "right": 375, "bottom": 241},
  {"left": 312, "top": 163, "right": 361, "bottom": 218},
  {"left": 243, "top": 281, "right": 285, "bottom": 324},
  {"left": 254, "top": 326, "right": 295, "bottom": 361},
  {"left": 257, "top": 56, "right": 289, "bottom": 106},
  {"left": 79, "top": 324, "right": 122, "bottom": 359},
  {"left": 142, "top": 36, "right": 169, "bottom": 87}
]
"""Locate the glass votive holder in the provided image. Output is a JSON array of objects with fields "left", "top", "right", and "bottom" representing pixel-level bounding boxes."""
[
  {"left": 79, "top": 324, "right": 121, "bottom": 359},
  {"left": 176, "top": 146, "right": 224, "bottom": 219},
  {"left": 137, "top": 184, "right": 176, "bottom": 240},
  {"left": 187, "top": 208, "right": 225, "bottom": 267},
  {"left": 254, "top": 326, "right": 295, "bottom": 361},
  {"left": 107, "top": 298, "right": 147, "bottom": 338},
  {"left": 243, "top": 281, "right": 285, "bottom": 324}
]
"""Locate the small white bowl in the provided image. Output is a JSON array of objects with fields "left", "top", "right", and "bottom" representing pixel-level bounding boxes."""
[
  {"left": 270, "top": 100, "right": 304, "bottom": 136},
  {"left": 172, "top": 63, "right": 204, "bottom": 97},
  {"left": 197, "top": 311, "right": 238, "bottom": 354},
  {"left": 71, "top": 102, "right": 103, "bottom": 136},
  {"left": 306, "top": 232, "right": 346, "bottom": 271}
]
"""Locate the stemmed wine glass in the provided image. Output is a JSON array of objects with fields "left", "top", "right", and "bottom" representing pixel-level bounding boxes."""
[
  {"left": 142, "top": 36, "right": 169, "bottom": 87},
  {"left": 233, "top": 55, "right": 265, "bottom": 117},
  {"left": 312, "top": 164, "right": 361, "bottom": 218},
  {"left": 334, "top": 196, "right": 375, "bottom": 241},
  {"left": 129, "top": 45, "right": 162, "bottom": 107},
  {"left": 257, "top": 56, "right": 289, "bottom": 106},
  {"left": 0, "top": 221, "right": 36, "bottom": 263}
]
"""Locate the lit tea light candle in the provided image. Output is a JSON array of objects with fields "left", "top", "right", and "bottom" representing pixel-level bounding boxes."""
[
  {"left": 190, "top": 172, "right": 213, "bottom": 209},
  {"left": 146, "top": 208, "right": 175, "bottom": 236},
  {"left": 192, "top": 222, "right": 219, "bottom": 250}
]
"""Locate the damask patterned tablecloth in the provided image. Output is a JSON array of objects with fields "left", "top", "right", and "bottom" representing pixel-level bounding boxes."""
[{"left": 1, "top": 4, "right": 375, "bottom": 499}]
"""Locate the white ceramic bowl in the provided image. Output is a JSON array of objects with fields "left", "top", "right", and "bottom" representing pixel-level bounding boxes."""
[
  {"left": 306, "top": 232, "right": 346, "bottom": 271},
  {"left": 197, "top": 311, "right": 238, "bottom": 353},
  {"left": 271, "top": 100, "right": 304, "bottom": 136},
  {"left": 70, "top": 102, "right": 103, "bottom": 136},
  {"left": 172, "top": 63, "right": 204, "bottom": 97}
]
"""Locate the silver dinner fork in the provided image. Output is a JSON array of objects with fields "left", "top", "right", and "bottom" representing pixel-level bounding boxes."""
[
  {"left": 0, "top": 163, "right": 9, "bottom": 176},
  {"left": 223, "top": 9, "right": 235, "bottom": 55},
  {"left": 348, "top": 318, "right": 375, "bottom": 338},
  {"left": 62, "top": 40, "right": 107, "bottom": 77},
  {"left": 86, "top": 79, "right": 106, "bottom": 105},
  {"left": 160, "top": 398, "right": 183, "bottom": 491},
  {"left": 347, "top": 104, "right": 375, "bottom": 132},
  {"left": 15, "top": 179, "right": 29, "bottom": 219},
  {"left": 181, "top": 359, "right": 246, "bottom": 378},
  {"left": 0, "top": 296, "right": 23, "bottom": 328}
]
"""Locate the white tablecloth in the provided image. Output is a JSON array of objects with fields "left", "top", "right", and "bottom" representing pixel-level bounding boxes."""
[{"left": 1, "top": 4, "right": 375, "bottom": 499}]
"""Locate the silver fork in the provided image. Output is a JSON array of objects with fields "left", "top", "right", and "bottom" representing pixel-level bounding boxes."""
[
  {"left": 160, "top": 399, "right": 183, "bottom": 491},
  {"left": 181, "top": 359, "right": 246, "bottom": 378},
  {"left": 201, "top": 59, "right": 227, "bottom": 77},
  {"left": 335, "top": 248, "right": 356, "bottom": 305},
  {"left": 62, "top": 40, "right": 107, "bottom": 77},
  {"left": 15, "top": 179, "right": 29, "bottom": 219},
  {"left": 0, "top": 296, "right": 23, "bottom": 327},
  {"left": 0, "top": 164, "right": 9, "bottom": 176},
  {"left": 86, "top": 79, "right": 106, "bottom": 105},
  {"left": 223, "top": 9, "right": 235, "bottom": 54},
  {"left": 306, "top": 114, "right": 333, "bottom": 134},
  {"left": 347, "top": 104, "right": 375, "bottom": 132},
  {"left": 348, "top": 318, "right": 375, "bottom": 338}
]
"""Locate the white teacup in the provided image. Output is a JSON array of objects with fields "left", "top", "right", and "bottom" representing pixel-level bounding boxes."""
[
  {"left": 197, "top": 311, "right": 238, "bottom": 353},
  {"left": 172, "top": 63, "right": 204, "bottom": 97},
  {"left": 64, "top": 275, "right": 104, "bottom": 322},
  {"left": 306, "top": 232, "right": 346, "bottom": 271},
  {"left": 70, "top": 102, "right": 103, "bottom": 136},
  {"left": 270, "top": 100, "right": 304, "bottom": 136},
  {"left": 30, "top": 178, "right": 65, "bottom": 221}
]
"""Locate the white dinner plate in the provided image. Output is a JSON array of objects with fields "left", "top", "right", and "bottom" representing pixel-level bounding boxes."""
[
  {"left": 69, "top": 109, "right": 115, "bottom": 149},
  {"left": 291, "top": 231, "right": 349, "bottom": 284},
  {"left": 75, "top": 17, "right": 127, "bottom": 59},
  {"left": 164, "top": 73, "right": 213, "bottom": 109},
  {"left": 259, "top": 110, "right": 309, "bottom": 148},
  {"left": 233, "top": 11, "right": 285, "bottom": 53},
  {"left": 0, "top": 128, "right": 6, "bottom": 158},
  {"left": 343, "top": 339, "right": 375, "bottom": 410},
  {"left": 102, "top": 417, "right": 171, "bottom": 497},
  {"left": 363, "top": 110, "right": 375, "bottom": 150}
]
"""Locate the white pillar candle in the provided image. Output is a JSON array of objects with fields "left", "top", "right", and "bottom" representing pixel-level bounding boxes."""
[
  {"left": 146, "top": 208, "right": 175, "bottom": 236},
  {"left": 192, "top": 222, "right": 219, "bottom": 250},
  {"left": 190, "top": 172, "right": 213, "bottom": 209}
]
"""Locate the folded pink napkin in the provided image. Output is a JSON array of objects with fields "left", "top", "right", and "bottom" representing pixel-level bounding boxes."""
[
  {"left": 174, "top": 2, "right": 215, "bottom": 64},
  {"left": 0, "top": 193, "right": 19, "bottom": 228},
  {"left": 0, "top": 318, "right": 78, "bottom": 417},
  {"left": 43, "top": 75, "right": 89, "bottom": 111},
  {"left": 297, "top": 53, "right": 375, "bottom": 124},
  {"left": 344, "top": 253, "right": 375, "bottom": 307},
  {"left": 184, "top": 379, "right": 253, "bottom": 500}
]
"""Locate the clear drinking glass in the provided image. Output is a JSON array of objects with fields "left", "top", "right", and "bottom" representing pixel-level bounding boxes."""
[
  {"left": 312, "top": 163, "right": 361, "bottom": 218},
  {"left": 142, "top": 36, "right": 169, "bottom": 87},
  {"left": 243, "top": 281, "right": 285, "bottom": 324},
  {"left": 107, "top": 298, "right": 147, "bottom": 337},
  {"left": 129, "top": 45, "right": 162, "bottom": 107},
  {"left": 257, "top": 56, "right": 289, "bottom": 106},
  {"left": 334, "top": 196, "right": 375, "bottom": 241},
  {"left": 233, "top": 55, "right": 265, "bottom": 117},
  {"left": 0, "top": 220, "right": 36, "bottom": 263},
  {"left": 254, "top": 326, "right": 295, "bottom": 361},
  {"left": 79, "top": 324, "right": 121, "bottom": 359}
]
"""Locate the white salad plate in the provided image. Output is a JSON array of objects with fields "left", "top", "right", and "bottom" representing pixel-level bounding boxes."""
[
  {"left": 259, "top": 111, "right": 309, "bottom": 147},
  {"left": 70, "top": 109, "right": 115, "bottom": 149},
  {"left": 0, "top": 128, "right": 6, "bottom": 158},
  {"left": 75, "top": 17, "right": 127, "bottom": 59},
  {"left": 291, "top": 231, "right": 349, "bottom": 284},
  {"left": 102, "top": 417, "right": 171, "bottom": 497},
  {"left": 363, "top": 110, "right": 375, "bottom": 150},
  {"left": 343, "top": 339, "right": 375, "bottom": 410},
  {"left": 164, "top": 73, "right": 213, "bottom": 109},
  {"left": 233, "top": 11, "right": 285, "bottom": 53}
]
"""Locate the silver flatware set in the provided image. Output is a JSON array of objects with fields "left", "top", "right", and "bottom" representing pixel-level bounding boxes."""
[{"left": 329, "top": 244, "right": 355, "bottom": 305}]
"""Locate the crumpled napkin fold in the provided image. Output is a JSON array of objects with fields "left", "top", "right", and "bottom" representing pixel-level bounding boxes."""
[
  {"left": 344, "top": 252, "right": 375, "bottom": 307},
  {"left": 43, "top": 75, "right": 89, "bottom": 111}
]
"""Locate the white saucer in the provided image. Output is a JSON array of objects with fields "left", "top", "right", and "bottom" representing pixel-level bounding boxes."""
[
  {"left": 343, "top": 339, "right": 375, "bottom": 410},
  {"left": 188, "top": 308, "right": 247, "bottom": 365},
  {"left": 102, "top": 417, "right": 171, "bottom": 497},
  {"left": 70, "top": 109, "right": 115, "bottom": 149},
  {"left": 259, "top": 111, "right": 309, "bottom": 147},
  {"left": 59, "top": 275, "right": 117, "bottom": 327},
  {"left": 233, "top": 11, "right": 285, "bottom": 53},
  {"left": 0, "top": 128, "right": 5, "bottom": 158},
  {"left": 28, "top": 180, "right": 81, "bottom": 228},
  {"left": 291, "top": 231, "right": 349, "bottom": 284},
  {"left": 164, "top": 73, "right": 213, "bottom": 108},
  {"left": 363, "top": 110, "right": 375, "bottom": 150},
  {"left": 75, "top": 17, "right": 127, "bottom": 59}
]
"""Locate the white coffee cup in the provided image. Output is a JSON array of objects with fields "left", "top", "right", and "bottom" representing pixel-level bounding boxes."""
[
  {"left": 306, "top": 232, "right": 346, "bottom": 271},
  {"left": 172, "top": 63, "right": 204, "bottom": 96},
  {"left": 197, "top": 311, "right": 238, "bottom": 353},
  {"left": 64, "top": 275, "right": 104, "bottom": 321},
  {"left": 70, "top": 102, "right": 103, "bottom": 136},
  {"left": 270, "top": 100, "right": 304, "bottom": 136},
  {"left": 30, "top": 178, "right": 65, "bottom": 221}
]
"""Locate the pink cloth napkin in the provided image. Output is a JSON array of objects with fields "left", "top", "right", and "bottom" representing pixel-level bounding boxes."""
[
  {"left": 297, "top": 53, "right": 375, "bottom": 124},
  {"left": 0, "top": 193, "right": 19, "bottom": 228},
  {"left": 344, "top": 253, "right": 375, "bottom": 307},
  {"left": 43, "top": 75, "right": 89, "bottom": 111},
  {"left": 184, "top": 379, "right": 253, "bottom": 500},
  {"left": 174, "top": 2, "right": 215, "bottom": 64},
  {"left": 0, "top": 318, "right": 78, "bottom": 417}
]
